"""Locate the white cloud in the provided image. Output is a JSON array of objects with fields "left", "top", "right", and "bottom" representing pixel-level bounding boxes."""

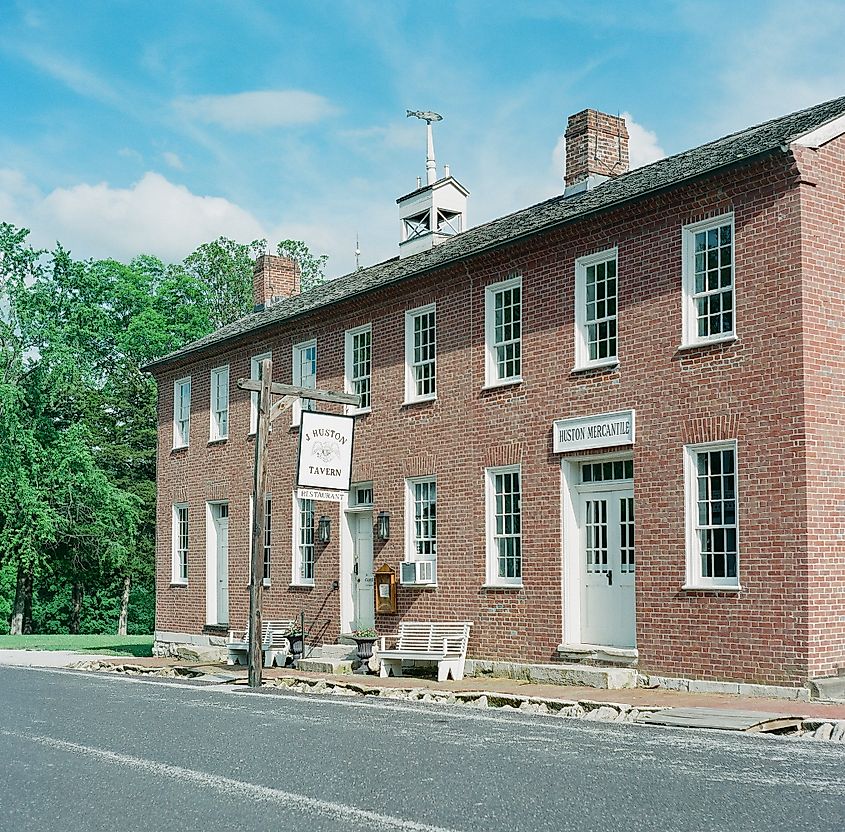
[
  {"left": 162, "top": 151, "right": 184, "bottom": 170},
  {"left": 0, "top": 170, "right": 267, "bottom": 262},
  {"left": 174, "top": 90, "right": 339, "bottom": 131}
]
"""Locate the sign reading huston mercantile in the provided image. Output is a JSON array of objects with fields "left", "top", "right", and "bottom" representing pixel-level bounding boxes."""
[
  {"left": 296, "top": 410, "right": 355, "bottom": 493},
  {"left": 553, "top": 409, "right": 636, "bottom": 453}
]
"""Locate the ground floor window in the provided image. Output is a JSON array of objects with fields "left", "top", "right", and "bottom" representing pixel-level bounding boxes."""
[
  {"left": 486, "top": 465, "right": 522, "bottom": 586},
  {"left": 684, "top": 441, "right": 739, "bottom": 589},
  {"left": 293, "top": 495, "right": 315, "bottom": 585},
  {"left": 171, "top": 503, "right": 188, "bottom": 583},
  {"left": 263, "top": 495, "right": 272, "bottom": 584}
]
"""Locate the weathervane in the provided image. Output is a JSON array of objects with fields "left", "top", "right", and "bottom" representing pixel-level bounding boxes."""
[{"left": 407, "top": 109, "right": 443, "bottom": 185}]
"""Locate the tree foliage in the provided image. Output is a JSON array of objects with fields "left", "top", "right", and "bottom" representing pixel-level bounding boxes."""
[{"left": 0, "top": 226, "right": 328, "bottom": 634}]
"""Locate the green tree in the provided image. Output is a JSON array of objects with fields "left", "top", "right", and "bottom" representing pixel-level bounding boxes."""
[{"left": 276, "top": 239, "right": 329, "bottom": 292}]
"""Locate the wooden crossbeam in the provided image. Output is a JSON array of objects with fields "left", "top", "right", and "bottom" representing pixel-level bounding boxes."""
[{"left": 237, "top": 378, "right": 360, "bottom": 406}]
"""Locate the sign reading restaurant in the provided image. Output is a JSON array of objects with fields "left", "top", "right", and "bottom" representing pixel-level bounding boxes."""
[
  {"left": 553, "top": 409, "right": 635, "bottom": 453},
  {"left": 296, "top": 410, "right": 355, "bottom": 494}
]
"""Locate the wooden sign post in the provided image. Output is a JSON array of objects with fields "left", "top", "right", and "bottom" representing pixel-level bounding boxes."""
[{"left": 237, "top": 363, "right": 360, "bottom": 688}]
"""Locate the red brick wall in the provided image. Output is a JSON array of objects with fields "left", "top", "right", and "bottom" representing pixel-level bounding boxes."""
[
  {"left": 154, "top": 151, "right": 819, "bottom": 685},
  {"left": 795, "top": 135, "right": 845, "bottom": 680}
]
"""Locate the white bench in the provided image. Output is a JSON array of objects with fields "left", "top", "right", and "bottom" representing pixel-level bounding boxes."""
[
  {"left": 379, "top": 621, "right": 472, "bottom": 682},
  {"left": 227, "top": 619, "right": 294, "bottom": 668}
]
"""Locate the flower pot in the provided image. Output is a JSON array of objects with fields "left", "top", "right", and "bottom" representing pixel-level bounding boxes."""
[
  {"left": 286, "top": 633, "right": 304, "bottom": 659},
  {"left": 352, "top": 636, "right": 377, "bottom": 660}
]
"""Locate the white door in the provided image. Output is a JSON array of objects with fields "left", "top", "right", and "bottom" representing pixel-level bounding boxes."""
[
  {"left": 216, "top": 504, "right": 229, "bottom": 626},
  {"left": 580, "top": 487, "right": 635, "bottom": 647},
  {"left": 352, "top": 512, "right": 374, "bottom": 631}
]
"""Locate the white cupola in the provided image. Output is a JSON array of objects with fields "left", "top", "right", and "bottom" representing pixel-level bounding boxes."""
[{"left": 397, "top": 111, "right": 469, "bottom": 258}]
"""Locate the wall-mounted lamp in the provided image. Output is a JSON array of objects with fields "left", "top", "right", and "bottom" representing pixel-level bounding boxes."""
[
  {"left": 377, "top": 511, "right": 390, "bottom": 541},
  {"left": 317, "top": 516, "right": 331, "bottom": 544}
]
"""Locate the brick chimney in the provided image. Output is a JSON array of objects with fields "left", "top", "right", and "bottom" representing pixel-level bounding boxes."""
[
  {"left": 564, "top": 109, "right": 629, "bottom": 192},
  {"left": 253, "top": 254, "right": 300, "bottom": 311}
]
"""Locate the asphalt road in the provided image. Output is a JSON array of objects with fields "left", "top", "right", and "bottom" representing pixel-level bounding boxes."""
[{"left": 0, "top": 667, "right": 843, "bottom": 832}]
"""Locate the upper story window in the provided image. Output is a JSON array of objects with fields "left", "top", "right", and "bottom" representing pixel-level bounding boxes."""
[
  {"left": 209, "top": 366, "right": 229, "bottom": 441},
  {"left": 485, "top": 275, "right": 522, "bottom": 386},
  {"left": 405, "top": 304, "right": 436, "bottom": 403},
  {"left": 249, "top": 352, "right": 271, "bottom": 434},
  {"left": 684, "top": 441, "right": 740, "bottom": 590},
  {"left": 292, "top": 340, "right": 317, "bottom": 427},
  {"left": 172, "top": 377, "right": 191, "bottom": 449},
  {"left": 681, "top": 214, "right": 735, "bottom": 347},
  {"left": 485, "top": 465, "right": 522, "bottom": 587},
  {"left": 345, "top": 325, "right": 372, "bottom": 413},
  {"left": 574, "top": 248, "right": 618, "bottom": 370},
  {"left": 171, "top": 503, "right": 188, "bottom": 584}
]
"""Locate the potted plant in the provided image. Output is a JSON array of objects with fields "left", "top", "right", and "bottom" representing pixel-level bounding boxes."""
[
  {"left": 351, "top": 628, "right": 378, "bottom": 660},
  {"left": 284, "top": 625, "right": 306, "bottom": 660}
]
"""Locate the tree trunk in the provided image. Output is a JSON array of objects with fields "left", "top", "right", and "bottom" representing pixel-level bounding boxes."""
[
  {"left": 117, "top": 574, "right": 131, "bottom": 636},
  {"left": 10, "top": 563, "right": 33, "bottom": 635},
  {"left": 70, "top": 582, "right": 83, "bottom": 635}
]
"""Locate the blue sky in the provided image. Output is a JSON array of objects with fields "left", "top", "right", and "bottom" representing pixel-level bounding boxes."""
[{"left": 1, "top": 0, "right": 844, "bottom": 277}]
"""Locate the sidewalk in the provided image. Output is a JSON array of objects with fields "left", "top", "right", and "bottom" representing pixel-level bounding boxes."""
[{"left": 67, "top": 654, "right": 845, "bottom": 723}]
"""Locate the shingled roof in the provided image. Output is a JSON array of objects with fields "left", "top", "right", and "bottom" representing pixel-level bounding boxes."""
[{"left": 145, "top": 94, "right": 845, "bottom": 372}]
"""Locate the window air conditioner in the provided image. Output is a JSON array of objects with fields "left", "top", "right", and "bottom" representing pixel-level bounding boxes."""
[{"left": 400, "top": 560, "right": 436, "bottom": 585}]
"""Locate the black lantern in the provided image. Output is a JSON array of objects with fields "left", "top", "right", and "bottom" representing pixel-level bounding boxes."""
[
  {"left": 317, "top": 516, "right": 331, "bottom": 544},
  {"left": 377, "top": 510, "right": 390, "bottom": 541}
]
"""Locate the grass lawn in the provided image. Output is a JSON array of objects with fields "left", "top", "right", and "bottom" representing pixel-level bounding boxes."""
[{"left": 0, "top": 634, "right": 154, "bottom": 657}]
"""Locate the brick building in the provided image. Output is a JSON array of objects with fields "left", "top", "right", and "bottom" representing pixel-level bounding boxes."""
[{"left": 146, "top": 96, "right": 845, "bottom": 689}]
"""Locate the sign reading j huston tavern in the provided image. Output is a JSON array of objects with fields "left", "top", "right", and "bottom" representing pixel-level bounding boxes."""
[
  {"left": 296, "top": 411, "right": 355, "bottom": 493},
  {"left": 553, "top": 410, "right": 635, "bottom": 453}
]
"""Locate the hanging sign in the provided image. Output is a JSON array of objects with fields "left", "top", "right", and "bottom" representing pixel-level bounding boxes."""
[
  {"left": 296, "top": 410, "right": 355, "bottom": 493},
  {"left": 553, "top": 409, "right": 635, "bottom": 453}
]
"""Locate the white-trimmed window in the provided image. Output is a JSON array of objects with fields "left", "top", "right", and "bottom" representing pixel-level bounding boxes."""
[
  {"left": 292, "top": 339, "right": 317, "bottom": 426},
  {"left": 684, "top": 441, "right": 740, "bottom": 589},
  {"left": 681, "top": 213, "right": 735, "bottom": 347},
  {"left": 405, "top": 477, "right": 437, "bottom": 563},
  {"left": 263, "top": 495, "right": 272, "bottom": 585},
  {"left": 485, "top": 465, "right": 522, "bottom": 586},
  {"left": 172, "top": 377, "right": 191, "bottom": 448},
  {"left": 209, "top": 366, "right": 229, "bottom": 441},
  {"left": 574, "top": 248, "right": 618, "bottom": 370},
  {"left": 405, "top": 304, "right": 436, "bottom": 403},
  {"left": 249, "top": 352, "right": 271, "bottom": 434},
  {"left": 345, "top": 325, "right": 372, "bottom": 412},
  {"left": 485, "top": 275, "right": 522, "bottom": 386},
  {"left": 292, "top": 495, "right": 315, "bottom": 585},
  {"left": 171, "top": 503, "right": 188, "bottom": 583}
]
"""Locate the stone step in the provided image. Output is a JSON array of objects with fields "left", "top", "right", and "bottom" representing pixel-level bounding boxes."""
[
  {"left": 465, "top": 659, "right": 637, "bottom": 690},
  {"left": 305, "top": 643, "right": 357, "bottom": 661},
  {"left": 296, "top": 656, "right": 354, "bottom": 675}
]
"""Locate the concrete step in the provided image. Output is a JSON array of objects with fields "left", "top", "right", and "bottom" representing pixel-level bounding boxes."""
[
  {"left": 305, "top": 643, "right": 357, "bottom": 661},
  {"left": 465, "top": 659, "right": 637, "bottom": 690},
  {"left": 296, "top": 656, "right": 354, "bottom": 675}
]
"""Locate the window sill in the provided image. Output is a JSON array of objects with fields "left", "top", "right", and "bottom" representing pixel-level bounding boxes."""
[
  {"left": 682, "top": 583, "right": 742, "bottom": 592},
  {"left": 399, "top": 583, "right": 438, "bottom": 589},
  {"left": 570, "top": 359, "right": 619, "bottom": 374},
  {"left": 262, "top": 579, "right": 271, "bottom": 588},
  {"left": 676, "top": 334, "right": 739, "bottom": 352},
  {"left": 482, "top": 377, "right": 523, "bottom": 391},
  {"left": 289, "top": 582, "right": 315, "bottom": 589},
  {"left": 170, "top": 580, "right": 188, "bottom": 587},
  {"left": 171, "top": 445, "right": 189, "bottom": 452},
  {"left": 482, "top": 583, "right": 524, "bottom": 590},
  {"left": 402, "top": 395, "right": 437, "bottom": 407},
  {"left": 207, "top": 437, "right": 228, "bottom": 446},
  {"left": 348, "top": 407, "right": 372, "bottom": 417}
]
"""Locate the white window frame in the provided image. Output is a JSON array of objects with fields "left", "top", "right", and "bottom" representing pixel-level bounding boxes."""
[
  {"left": 683, "top": 440, "right": 741, "bottom": 590},
  {"left": 249, "top": 352, "right": 271, "bottom": 434},
  {"left": 209, "top": 365, "right": 229, "bottom": 441},
  {"left": 404, "top": 476, "right": 437, "bottom": 564},
  {"left": 574, "top": 247, "right": 619, "bottom": 371},
  {"left": 681, "top": 213, "right": 736, "bottom": 349},
  {"left": 172, "top": 377, "right": 191, "bottom": 449},
  {"left": 485, "top": 464, "right": 523, "bottom": 587},
  {"left": 404, "top": 303, "right": 437, "bottom": 404},
  {"left": 171, "top": 503, "right": 189, "bottom": 584},
  {"left": 292, "top": 339, "right": 317, "bottom": 427},
  {"left": 484, "top": 274, "right": 523, "bottom": 387},
  {"left": 344, "top": 324, "right": 372, "bottom": 414},
  {"left": 248, "top": 495, "right": 272, "bottom": 588},
  {"left": 291, "top": 493, "right": 315, "bottom": 587}
]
